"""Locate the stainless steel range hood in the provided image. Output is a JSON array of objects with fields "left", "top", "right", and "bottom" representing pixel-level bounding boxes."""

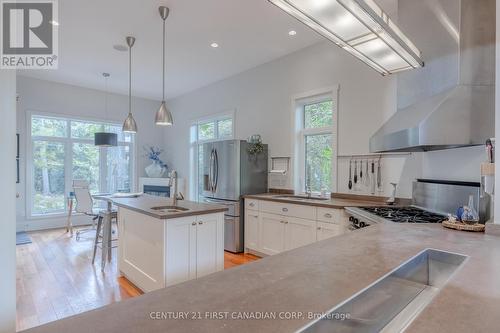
[{"left": 370, "top": 0, "right": 495, "bottom": 153}]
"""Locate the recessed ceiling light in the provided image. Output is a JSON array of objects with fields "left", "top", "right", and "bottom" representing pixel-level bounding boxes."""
[
  {"left": 288, "top": 30, "right": 297, "bottom": 36},
  {"left": 49, "top": 20, "right": 59, "bottom": 26},
  {"left": 113, "top": 44, "right": 128, "bottom": 52},
  {"left": 210, "top": 42, "right": 219, "bottom": 48}
]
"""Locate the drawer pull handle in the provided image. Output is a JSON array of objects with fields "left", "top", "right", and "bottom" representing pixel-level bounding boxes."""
[
  {"left": 249, "top": 203, "right": 255, "bottom": 207},
  {"left": 198, "top": 221, "right": 203, "bottom": 225},
  {"left": 282, "top": 208, "right": 288, "bottom": 212},
  {"left": 324, "top": 213, "right": 332, "bottom": 218},
  {"left": 280, "top": 220, "right": 286, "bottom": 224},
  {"left": 191, "top": 222, "right": 196, "bottom": 226},
  {"left": 252, "top": 215, "right": 258, "bottom": 218},
  {"left": 284, "top": 221, "right": 289, "bottom": 224},
  {"left": 317, "top": 227, "right": 321, "bottom": 230}
]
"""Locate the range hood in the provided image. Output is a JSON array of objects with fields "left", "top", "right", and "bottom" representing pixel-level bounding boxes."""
[{"left": 370, "top": 0, "right": 495, "bottom": 153}]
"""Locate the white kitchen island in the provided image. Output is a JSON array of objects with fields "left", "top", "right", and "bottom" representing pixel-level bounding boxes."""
[{"left": 112, "top": 195, "right": 227, "bottom": 292}]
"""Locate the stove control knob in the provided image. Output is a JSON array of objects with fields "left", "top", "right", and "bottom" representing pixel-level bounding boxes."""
[
  {"left": 359, "top": 222, "right": 366, "bottom": 228},
  {"left": 353, "top": 218, "right": 359, "bottom": 226},
  {"left": 349, "top": 216, "right": 354, "bottom": 222}
]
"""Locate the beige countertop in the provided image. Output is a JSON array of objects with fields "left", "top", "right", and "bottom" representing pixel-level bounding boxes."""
[
  {"left": 244, "top": 192, "right": 407, "bottom": 209},
  {"left": 112, "top": 194, "right": 227, "bottom": 219},
  {"left": 23, "top": 222, "right": 500, "bottom": 333}
]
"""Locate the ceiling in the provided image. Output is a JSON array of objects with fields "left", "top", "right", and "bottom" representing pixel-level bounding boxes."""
[{"left": 18, "top": 0, "right": 397, "bottom": 101}]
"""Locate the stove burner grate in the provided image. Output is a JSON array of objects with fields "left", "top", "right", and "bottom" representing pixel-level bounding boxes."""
[{"left": 361, "top": 207, "right": 446, "bottom": 224}]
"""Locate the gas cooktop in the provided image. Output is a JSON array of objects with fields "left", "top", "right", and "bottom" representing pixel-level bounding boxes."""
[{"left": 360, "top": 207, "right": 447, "bottom": 224}]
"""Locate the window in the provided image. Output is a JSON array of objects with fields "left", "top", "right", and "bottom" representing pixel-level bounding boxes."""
[
  {"left": 294, "top": 93, "right": 337, "bottom": 194},
  {"left": 29, "top": 114, "right": 135, "bottom": 216},
  {"left": 189, "top": 114, "right": 234, "bottom": 200}
]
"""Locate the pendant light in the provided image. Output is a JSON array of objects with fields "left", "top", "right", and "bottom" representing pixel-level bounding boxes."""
[
  {"left": 95, "top": 73, "right": 118, "bottom": 147},
  {"left": 155, "top": 6, "right": 173, "bottom": 126},
  {"left": 123, "top": 36, "right": 138, "bottom": 133}
]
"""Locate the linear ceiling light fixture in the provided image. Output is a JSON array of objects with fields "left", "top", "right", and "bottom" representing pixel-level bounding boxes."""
[
  {"left": 122, "top": 36, "right": 138, "bottom": 133},
  {"left": 155, "top": 6, "right": 174, "bottom": 126},
  {"left": 268, "top": 0, "right": 424, "bottom": 75}
]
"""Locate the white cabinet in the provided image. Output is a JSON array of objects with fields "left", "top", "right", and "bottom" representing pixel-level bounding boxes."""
[
  {"left": 316, "top": 222, "right": 343, "bottom": 241},
  {"left": 195, "top": 214, "right": 224, "bottom": 278},
  {"left": 119, "top": 208, "right": 224, "bottom": 292},
  {"left": 285, "top": 216, "right": 317, "bottom": 251},
  {"left": 244, "top": 198, "right": 350, "bottom": 256},
  {"left": 166, "top": 213, "right": 224, "bottom": 286},
  {"left": 245, "top": 210, "right": 260, "bottom": 251},
  {"left": 260, "top": 213, "right": 286, "bottom": 255},
  {"left": 165, "top": 216, "right": 197, "bottom": 286}
]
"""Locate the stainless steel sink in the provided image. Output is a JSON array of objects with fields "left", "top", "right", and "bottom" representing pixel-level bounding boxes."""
[
  {"left": 300, "top": 249, "right": 467, "bottom": 333},
  {"left": 150, "top": 206, "right": 190, "bottom": 213},
  {"left": 274, "top": 195, "right": 330, "bottom": 201}
]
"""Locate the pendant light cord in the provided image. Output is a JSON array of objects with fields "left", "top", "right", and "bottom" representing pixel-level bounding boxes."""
[
  {"left": 129, "top": 42, "right": 132, "bottom": 115},
  {"left": 162, "top": 17, "right": 166, "bottom": 102}
]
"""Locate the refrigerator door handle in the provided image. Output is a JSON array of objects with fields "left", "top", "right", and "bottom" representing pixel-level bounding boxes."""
[
  {"left": 208, "top": 148, "right": 214, "bottom": 192},
  {"left": 213, "top": 149, "right": 219, "bottom": 192}
]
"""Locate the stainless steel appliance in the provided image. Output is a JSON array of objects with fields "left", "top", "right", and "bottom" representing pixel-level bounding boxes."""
[
  {"left": 200, "top": 140, "right": 268, "bottom": 253},
  {"left": 346, "top": 179, "right": 490, "bottom": 230},
  {"left": 370, "top": 0, "right": 495, "bottom": 153}
]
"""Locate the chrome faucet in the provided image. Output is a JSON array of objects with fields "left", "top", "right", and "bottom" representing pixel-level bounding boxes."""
[{"left": 168, "top": 170, "right": 184, "bottom": 205}]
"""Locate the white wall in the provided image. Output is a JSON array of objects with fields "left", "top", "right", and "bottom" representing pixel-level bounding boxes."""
[
  {"left": 16, "top": 76, "right": 164, "bottom": 231},
  {"left": 164, "top": 41, "right": 422, "bottom": 199},
  {"left": 495, "top": 0, "right": 500, "bottom": 223},
  {"left": 0, "top": 70, "right": 16, "bottom": 333}
]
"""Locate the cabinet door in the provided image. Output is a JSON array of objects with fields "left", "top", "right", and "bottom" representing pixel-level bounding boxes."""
[
  {"left": 316, "top": 222, "right": 343, "bottom": 241},
  {"left": 284, "top": 217, "right": 316, "bottom": 251},
  {"left": 260, "top": 213, "right": 285, "bottom": 255},
  {"left": 165, "top": 216, "right": 197, "bottom": 287},
  {"left": 196, "top": 213, "right": 224, "bottom": 278},
  {"left": 245, "top": 211, "right": 260, "bottom": 251}
]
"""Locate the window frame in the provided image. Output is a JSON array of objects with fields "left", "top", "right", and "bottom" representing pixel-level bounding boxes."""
[
  {"left": 26, "top": 111, "right": 136, "bottom": 218},
  {"left": 292, "top": 87, "right": 339, "bottom": 194},
  {"left": 189, "top": 111, "right": 235, "bottom": 201}
]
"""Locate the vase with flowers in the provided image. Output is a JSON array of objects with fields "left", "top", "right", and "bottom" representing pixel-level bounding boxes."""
[{"left": 144, "top": 146, "right": 168, "bottom": 178}]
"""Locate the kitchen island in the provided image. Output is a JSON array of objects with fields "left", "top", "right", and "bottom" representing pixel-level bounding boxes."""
[
  {"left": 23, "top": 222, "right": 500, "bottom": 333},
  {"left": 112, "top": 195, "right": 227, "bottom": 292}
]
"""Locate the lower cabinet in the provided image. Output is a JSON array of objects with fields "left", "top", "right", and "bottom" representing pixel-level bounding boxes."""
[
  {"left": 165, "top": 213, "right": 224, "bottom": 287},
  {"left": 244, "top": 200, "right": 348, "bottom": 256},
  {"left": 260, "top": 212, "right": 286, "bottom": 255},
  {"left": 119, "top": 208, "right": 224, "bottom": 292}
]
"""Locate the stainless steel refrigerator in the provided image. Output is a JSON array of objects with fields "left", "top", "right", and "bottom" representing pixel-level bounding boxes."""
[{"left": 200, "top": 140, "right": 268, "bottom": 253}]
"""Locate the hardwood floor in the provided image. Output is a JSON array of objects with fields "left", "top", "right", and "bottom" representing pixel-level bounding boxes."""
[{"left": 16, "top": 228, "right": 260, "bottom": 331}]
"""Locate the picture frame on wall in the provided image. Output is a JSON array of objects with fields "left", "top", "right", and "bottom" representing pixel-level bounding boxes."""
[{"left": 16, "top": 134, "right": 19, "bottom": 184}]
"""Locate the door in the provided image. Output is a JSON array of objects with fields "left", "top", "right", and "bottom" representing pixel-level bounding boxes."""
[
  {"left": 284, "top": 217, "right": 316, "bottom": 251},
  {"left": 245, "top": 211, "right": 260, "bottom": 251},
  {"left": 316, "top": 222, "right": 343, "bottom": 241},
  {"left": 203, "top": 140, "right": 240, "bottom": 200},
  {"left": 196, "top": 214, "right": 222, "bottom": 278},
  {"left": 165, "top": 216, "right": 197, "bottom": 287},
  {"left": 260, "top": 213, "right": 285, "bottom": 255}
]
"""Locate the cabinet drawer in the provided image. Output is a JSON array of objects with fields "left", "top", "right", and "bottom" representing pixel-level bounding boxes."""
[
  {"left": 245, "top": 198, "right": 260, "bottom": 211},
  {"left": 317, "top": 208, "right": 342, "bottom": 224},
  {"left": 259, "top": 200, "right": 316, "bottom": 220}
]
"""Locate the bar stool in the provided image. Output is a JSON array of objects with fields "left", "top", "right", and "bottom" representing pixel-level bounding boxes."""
[{"left": 92, "top": 210, "right": 118, "bottom": 270}]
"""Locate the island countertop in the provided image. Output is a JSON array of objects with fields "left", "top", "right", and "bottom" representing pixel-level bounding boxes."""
[
  {"left": 111, "top": 194, "right": 228, "bottom": 219},
  {"left": 23, "top": 223, "right": 500, "bottom": 333}
]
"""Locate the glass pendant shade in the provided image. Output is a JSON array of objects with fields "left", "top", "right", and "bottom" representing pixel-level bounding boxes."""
[
  {"left": 94, "top": 132, "right": 118, "bottom": 147},
  {"left": 268, "top": 0, "right": 424, "bottom": 76},
  {"left": 123, "top": 112, "right": 138, "bottom": 133},
  {"left": 155, "top": 101, "right": 173, "bottom": 126}
]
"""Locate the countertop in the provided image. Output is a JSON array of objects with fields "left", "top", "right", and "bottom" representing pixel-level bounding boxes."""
[
  {"left": 243, "top": 193, "right": 407, "bottom": 209},
  {"left": 112, "top": 194, "right": 227, "bottom": 219},
  {"left": 23, "top": 223, "right": 500, "bottom": 333}
]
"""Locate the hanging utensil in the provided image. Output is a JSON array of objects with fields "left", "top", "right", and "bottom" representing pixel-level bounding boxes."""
[
  {"left": 360, "top": 160, "right": 363, "bottom": 180},
  {"left": 364, "top": 159, "right": 370, "bottom": 187},
  {"left": 354, "top": 160, "right": 358, "bottom": 184},
  {"left": 349, "top": 160, "right": 353, "bottom": 190},
  {"left": 371, "top": 160, "right": 376, "bottom": 195},
  {"left": 377, "top": 158, "right": 382, "bottom": 192}
]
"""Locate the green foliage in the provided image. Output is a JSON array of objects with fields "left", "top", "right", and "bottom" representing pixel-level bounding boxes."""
[
  {"left": 304, "top": 101, "right": 333, "bottom": 129},
  {"left": 32, "top": 117, "right": 67, "bottom": 137},
  {"left": 198, "top": 122, "right": 215, "bottom": 141},
  {"left": 218, "top": 119, "right": 232, "bottom": 138},
  {"left": 305, "top": 134, "right": 332, "bottom": 192}
]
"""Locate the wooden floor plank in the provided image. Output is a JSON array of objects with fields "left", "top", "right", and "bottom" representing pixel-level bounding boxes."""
[{"left": 16, "top": 227, "right": 260, "bottom": 331}]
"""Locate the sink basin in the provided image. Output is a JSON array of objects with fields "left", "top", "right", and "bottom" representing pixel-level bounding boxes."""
[
  {"left": 300, "top": 249, "right": 467, "bottom": 333},
  {"left": 274, "top": 195, "right": 330, "bottom": 201},
  {"left": 151, "top": 206, "right": 190, "bottom": 213}
]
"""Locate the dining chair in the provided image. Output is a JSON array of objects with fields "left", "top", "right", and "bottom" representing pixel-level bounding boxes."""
[{"left": 72, "top": 180, "right": 101, "bottom": 241}]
